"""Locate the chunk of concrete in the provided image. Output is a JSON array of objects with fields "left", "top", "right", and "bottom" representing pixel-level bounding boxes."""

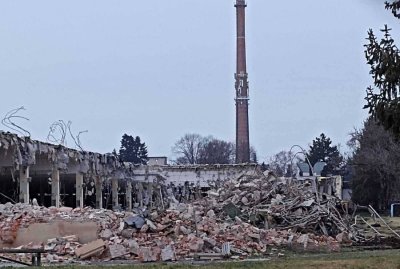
[
  {"left": 188, "top": 237, "right": 204, "bottom": 252},
  {"left": 138, "top": 247, "right": 160, "bottom": 262},
  {"left": 203, "top": 237, "right": 217, "bottom": 247},
  {"left": 109, "top": 244, "right": 128, "bottom": 259},
  {"left": 100, "top": 229, "right": 113, "bottom": 240},
  {"left": 121, "top": 229, "right": 135, "bottom": 239},
  {"left": 146, "top": 219, "right": 157, "bottom": 231},
  {"left": 124, "top": 215, "right": 145, "bottom": 229},
  {"left": 127, "top": 239, "right": 140, "bottom": 255},
  {"left": 161, "top": 245, "right": 175, "bottom": 261},
  {"left": 75, "top": 239, "right": 106, "bottom": 259}
]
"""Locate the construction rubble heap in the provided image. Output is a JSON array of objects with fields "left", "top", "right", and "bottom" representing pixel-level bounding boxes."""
[{"left": 0, "top": 173, "right": 360, "bottom": 264}]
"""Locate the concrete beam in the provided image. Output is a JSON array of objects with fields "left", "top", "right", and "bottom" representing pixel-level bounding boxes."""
[
  {"left": 131, "top": 164, "right": 260, "bottom": 187},
  {"left": 51, "top": 169, "right": 60, "bottom": 207},
  {"left": 19, "top": 166, "right": 29, "bottom": 204},
  {"left": 95, "top": 176, "right": 103, "bottom": 209},
  {"left": 76, "top": 173, "right": 84, "bottom": 208},
  {"left": 111, "top": 178, "right": 119, "bottom": 209}
]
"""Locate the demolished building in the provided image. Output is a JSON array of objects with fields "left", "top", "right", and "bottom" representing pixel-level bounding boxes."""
[
  {"left": 0, "top": 131, "right": 260, "bottom": 209},
  {"left": 0, "top": 131, "right": 365, "bottom": 265}
]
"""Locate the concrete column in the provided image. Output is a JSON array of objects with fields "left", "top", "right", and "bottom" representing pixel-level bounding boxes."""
[
  {"left": 126, "top": 181, "right": 132, "bottom": 211},
  {"left": 51, "top": 169, "right": 60, "bottom": 207},
  {"left": 148, "top": 182, "right": 154, "bottom": 207},
  {"left": 138, "top": 182, "right": 143, "bottom": 207},
  {"left": 76, "top": 173, "right": 84, "bottom": 208},
  {"left": 95, "top": 176, "right": 103, "bottom": 209},
  {"left": 111, "top": 178, "right": 119, "bottom": 209},
  {"left": 145, "top": 167, "right": 149, "bottom": 181},
  {"left": 19, "top": 166, "right": 30, "bottom": 204}
]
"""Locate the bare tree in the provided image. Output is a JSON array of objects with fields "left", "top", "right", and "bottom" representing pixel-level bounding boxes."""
[
  {"left": 268, "top": 150, "right": 299, "bottom": 177},
  {"left": 172, "top": 134, "right": 238, "bottom": 165},
  {"left": 198, "top": 138, "right": 235, "bottom": 164},
  {"left": 172, "top": 134, "right": 207, "bottom": 164},
  {"left": 250, "top": 146, "right": 258, "bottom": 164},
  {"left": 349, "top": 117, "right": 400, "bottom": 210}
]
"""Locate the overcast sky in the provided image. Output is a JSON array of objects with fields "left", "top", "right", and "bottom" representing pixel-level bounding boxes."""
[{"left": 0, "top": 1, "right": 399, "bottom": 162}]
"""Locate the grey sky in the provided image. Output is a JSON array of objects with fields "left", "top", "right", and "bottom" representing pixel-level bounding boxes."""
[{"left": 0, "top": 1, "right": 398, "bottom": 162}]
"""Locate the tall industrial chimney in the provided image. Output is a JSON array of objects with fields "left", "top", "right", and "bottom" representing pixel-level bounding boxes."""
[{"left": 235, "top": 0, "right": 250, "bottom": 163}]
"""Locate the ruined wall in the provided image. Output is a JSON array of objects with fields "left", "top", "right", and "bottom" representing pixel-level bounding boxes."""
[
  {"left": 0, "top": 131, "right": 261, "bottom": 209},
  {"left": 134, "top": 164, "right": 261, "bottom": 187}
]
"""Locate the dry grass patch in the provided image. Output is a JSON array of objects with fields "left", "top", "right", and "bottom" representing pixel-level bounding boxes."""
[{"left": 33, "top": 249, "right": 400, "bottom": 269}]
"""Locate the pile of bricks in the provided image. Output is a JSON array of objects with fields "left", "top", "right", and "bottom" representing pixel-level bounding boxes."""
[
  {"left": 209, "top": 173, "right": 357, "bottom": 238},
  {"left": 0, "top": 173, "right": 357, "bottom": 264}
]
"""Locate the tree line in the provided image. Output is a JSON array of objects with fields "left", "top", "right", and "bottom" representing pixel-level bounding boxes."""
[
  {"left": 171, "top": 133, "right": 257, "bottom": 165},
  {"left": 112, "top": 133, "right": 256, "bottom": 165},
  {"left": 268, "top": 0, "right": 400, "bottom": 210},
  {"left": 353, "top": 0, "right": 400, "bottom": 210},
  {"left": 111, "top": 0, "right": 400, "bottom": 210},
  {"left": 267, "top": 133, "right": 344, "bottom": 178},
  {"left": 266, "top": 120, "right": 400, "bottom": 211}
]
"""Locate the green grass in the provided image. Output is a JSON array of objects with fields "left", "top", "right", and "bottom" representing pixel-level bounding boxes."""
[{"left": 28, "top": 250, "right": 400, "bottom": 269}]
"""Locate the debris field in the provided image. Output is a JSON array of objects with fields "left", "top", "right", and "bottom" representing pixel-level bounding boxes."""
[{"left": 0, "top": 173, "right": 366, "bottom": 265}]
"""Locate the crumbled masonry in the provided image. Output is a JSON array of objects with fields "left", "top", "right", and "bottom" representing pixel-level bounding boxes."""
[{"left": 0, "top": 172, "right": 363, "bottom": 265}]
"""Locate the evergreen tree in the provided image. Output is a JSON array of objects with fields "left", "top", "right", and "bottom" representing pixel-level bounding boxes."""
[
  {"left": 364, "top": 1, "right": 400, "bottom": 137},
  {"left": 385, "top": 1, "right": 400, "bottom": 18},
  {"left": 307, "top": 133, "right": 344, "bottom": 175},
  {"left": 119, "top": 134, "right": 148, "bottom": 164}
]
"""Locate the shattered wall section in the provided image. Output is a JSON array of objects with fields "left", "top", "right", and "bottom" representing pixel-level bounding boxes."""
[{"left": 0, "top": 132, "right": 168, "bottom": 208}]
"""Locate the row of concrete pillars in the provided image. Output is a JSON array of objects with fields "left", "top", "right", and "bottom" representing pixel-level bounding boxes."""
[{"left": 18, "top": 166, "right": 135, "bottom": 210}]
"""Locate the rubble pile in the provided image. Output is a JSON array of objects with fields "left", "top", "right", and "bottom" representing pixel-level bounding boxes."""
[
  {"left": 0, "top": 203, "right": 343, "bottom": 264},
  {"left": 209, "top": 174, "right": 357, "bottom": 238},
  {"left": 0, "top": 203, "right": 125, "bottom": 264},
  {"left": 0, "top": 174, "right": 358, "bottom": 264}
]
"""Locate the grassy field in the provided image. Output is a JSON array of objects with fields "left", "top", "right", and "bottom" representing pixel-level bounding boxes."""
[{"left": 34, "top": 249, "right": 400, "bottom": 269}]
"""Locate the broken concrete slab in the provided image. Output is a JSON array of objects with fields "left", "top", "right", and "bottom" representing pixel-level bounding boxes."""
[
  {"left": 124, "top": 215, "right": 145, "bottom": 229},
  {"left": 75, "top": 239, "right": 106, "bottom": 259},
  {"left": 109, "top": 244, "right": 128, "bottom": 259}
]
